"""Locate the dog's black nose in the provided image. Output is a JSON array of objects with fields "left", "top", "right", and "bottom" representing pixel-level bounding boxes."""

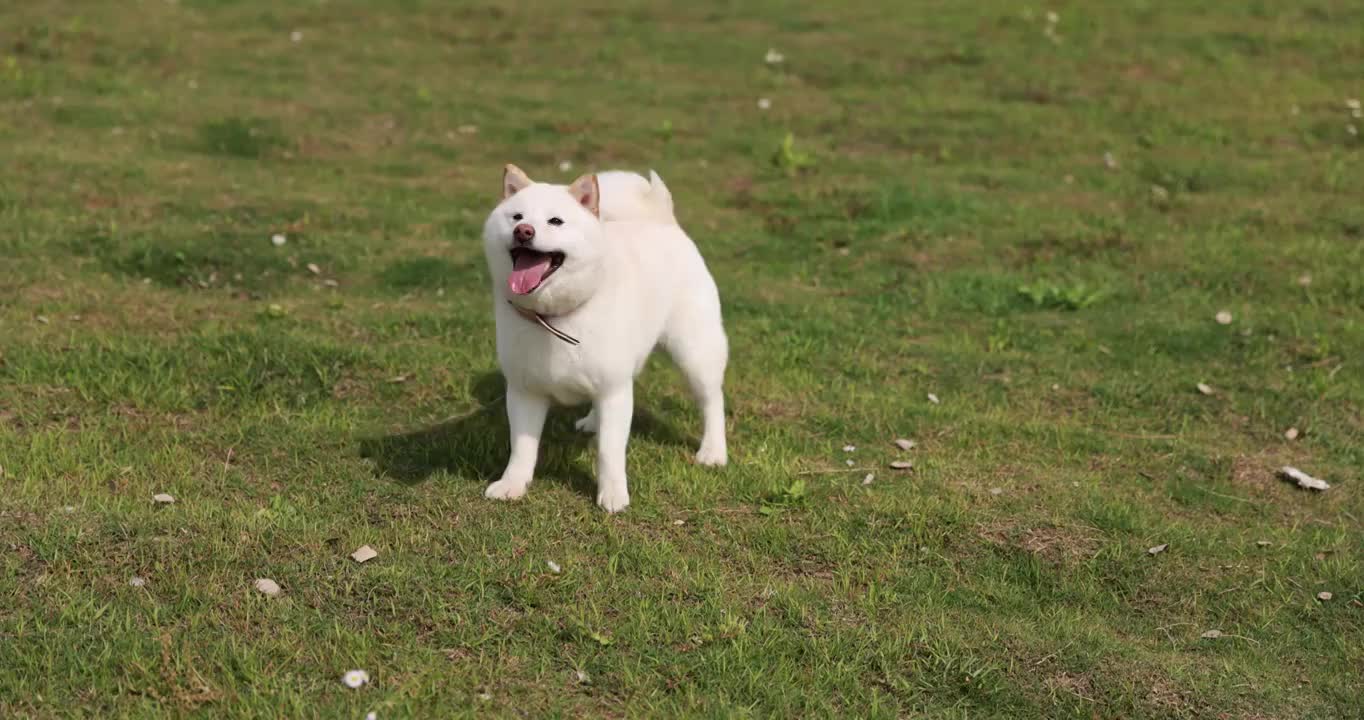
[{"left": 513, "top": 223, "right": 535, "bottom": 245}]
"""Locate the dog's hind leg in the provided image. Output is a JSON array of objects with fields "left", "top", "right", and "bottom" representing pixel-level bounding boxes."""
[
  {"left": 663, "top": 295, "right": 728, "bottom": 467},
  {"left": 574, "top": 409, "right": 598, "bottom": 434}
]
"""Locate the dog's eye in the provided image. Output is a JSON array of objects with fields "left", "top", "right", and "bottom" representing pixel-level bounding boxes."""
[
  {"left": 548, "top": 217, "right": 564, "bottom": 226},
  {"left": 512, "top": 213, "right": 523, "bottom": 221}
]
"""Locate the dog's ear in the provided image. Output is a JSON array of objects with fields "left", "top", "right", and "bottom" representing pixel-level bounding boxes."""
[
  {"left": 567, "top": 173, "right": 600, "bottom": 217},
  {"left": 503, "top": 164, "right": 533, "bottom": 199}
]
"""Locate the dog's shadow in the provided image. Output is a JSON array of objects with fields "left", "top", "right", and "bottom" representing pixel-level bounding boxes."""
[{"left": 359, "top": 369, "right": 690, "bottom": 498}]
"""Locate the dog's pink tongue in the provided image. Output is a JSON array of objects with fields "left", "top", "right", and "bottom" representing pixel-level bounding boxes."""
[{"left": 508, "top": 253, "right": 552, "bottom": 295}]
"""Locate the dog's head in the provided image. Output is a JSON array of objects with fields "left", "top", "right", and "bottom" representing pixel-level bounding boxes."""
[{"left": 483, "top": 164, "right": 603, "bottom": 313}]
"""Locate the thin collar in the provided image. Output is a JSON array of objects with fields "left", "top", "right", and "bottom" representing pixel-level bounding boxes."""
[{"left": 508, "top": 301, "right": 580, "bottom": 345}]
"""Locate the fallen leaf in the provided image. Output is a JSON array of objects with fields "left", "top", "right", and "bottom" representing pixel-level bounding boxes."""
[
  {"left": 1316, "top": 591, "right": 1333, "bottom": 602},
  {"left": 342, "top": 670, "right": 370, "bottom": 689},
  {"left": 1200, "top": 629, "right": 1222, "bottom": 640},
  {"left": 254, "top": 578, "right": 282, "bottom": 597},
  {"left": 1215, "top": 310, "right": 1233, "bottom": 325},
  {"left": 152, "top": 493, "right": 176, "bottom": 504},
  {"left": 893, "top": 438, "right": 915, "bottom": 451},
  {"left": 351, "top": 545, "right": 378, "bottom": 563},
  {"left": 1278, "top": 466, "right": 1329, "bottom": 491},
  {"left": 1196, "top": 382, "right": 1215, "bottom": 396},
  {"left": 888, "top": 461, "right": 913, "bottom": 470},
  {"left": 1148, "top": 543, "right": 1168, "bottom": 555}
]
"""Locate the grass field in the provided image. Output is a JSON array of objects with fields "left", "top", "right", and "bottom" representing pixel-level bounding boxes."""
[{"left": 2, "top": 1, "right": 1362, "bottom": 717}]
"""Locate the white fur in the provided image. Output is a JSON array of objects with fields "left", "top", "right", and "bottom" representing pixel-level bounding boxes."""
[
  {"left": 596, "top": 170, "right": 676, "bottom": 224},
  {"left": 482, "top": 167, "right": 727, "bottom": 513}
]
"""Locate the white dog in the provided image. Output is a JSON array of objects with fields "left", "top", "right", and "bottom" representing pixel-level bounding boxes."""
[{"left": 481, "top": 165, "right": 728, "bottom": 513}]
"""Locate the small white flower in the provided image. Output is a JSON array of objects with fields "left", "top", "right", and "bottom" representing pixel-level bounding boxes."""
[
  {"left": 764, "top": 48, "right": 785, "bottom": 65},
  {"left": 558, "top": 160, "right": 573, "bottom": 172},
  {"left": 842, "top": 445, "right": 856, "bottom": 453},
  {"left": 546, "top": 560, "right": 561, "bottom": 574},
  {"left": 757, "top": 97, "right": 772, "bottom": 110},
  {"left": 342, "top": 670, "right": 370, "bottom": 689},
  {"left": 129, "top": 576, "right": 147, "bottom": 587},
  {"left": 270, "top": 233, "right": 287, "bottom": 247},
  {"left": 290, "top": 30, "right": 303, "bottom": 43}
]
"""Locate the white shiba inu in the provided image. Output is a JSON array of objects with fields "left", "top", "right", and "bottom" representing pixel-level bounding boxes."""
[{"left": 482, "top": 165, "right": 728, "bottom": 513}]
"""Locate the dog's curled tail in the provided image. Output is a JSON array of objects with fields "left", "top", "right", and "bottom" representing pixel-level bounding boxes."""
[{"left": 597, "top": 169, "right": 676, "bottom": 224}]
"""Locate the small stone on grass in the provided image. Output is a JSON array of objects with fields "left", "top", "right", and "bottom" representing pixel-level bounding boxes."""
[
  {"left": 1215, "top": 310, "right": 1233, "bottom": 325},
  {"left": 254, "top": 578, "right": 282, "bottom": 597},
  {"left": 889, "top": 460, "right": 913, "bottom": 471},
  {"left": 1200, "top": 629, "right": 1222, "bottom": 640},
  {"left": 893, "top": 438, "right": 915, "bottom": 451},
  {"left": 351, "top": 545, "right": 378, "bottom": 563},
  {"left": 1278, "top": 466, "right": 1329, "bottom": 491},
  {"left": 1284, "top": 427, "right": 1299, "bottom": 441},
  {"left": 1196, "top": 382, "right": 1214, "bottom": 396},
  {"left": 153, "top": 493, "right": 176, "bottom": 504}
]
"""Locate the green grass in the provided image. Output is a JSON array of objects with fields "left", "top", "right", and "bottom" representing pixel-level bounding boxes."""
[{"left": 2, "top": 1, "right": 1362, "bottom": 717}]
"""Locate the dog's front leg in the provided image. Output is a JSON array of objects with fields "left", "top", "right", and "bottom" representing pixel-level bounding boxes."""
[
  {"left": 485, "top": 384, "right": 549, "bottom": 501},
  {"left": 592, "top": 385, "right": 634, "bottom": 513}
]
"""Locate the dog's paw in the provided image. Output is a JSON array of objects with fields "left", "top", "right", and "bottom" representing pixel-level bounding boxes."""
[
  {"left": 694, "top": 444, "right": 728, "bottom": 467},
  {"left": 485, "top": 477, "right": 529, "bottom": 501},
  {"left": 574, "top": 411, "right": 598, "bottom": 434},
  {"left": 596, "top": 486, "right": 630, "bottom": 514}
]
